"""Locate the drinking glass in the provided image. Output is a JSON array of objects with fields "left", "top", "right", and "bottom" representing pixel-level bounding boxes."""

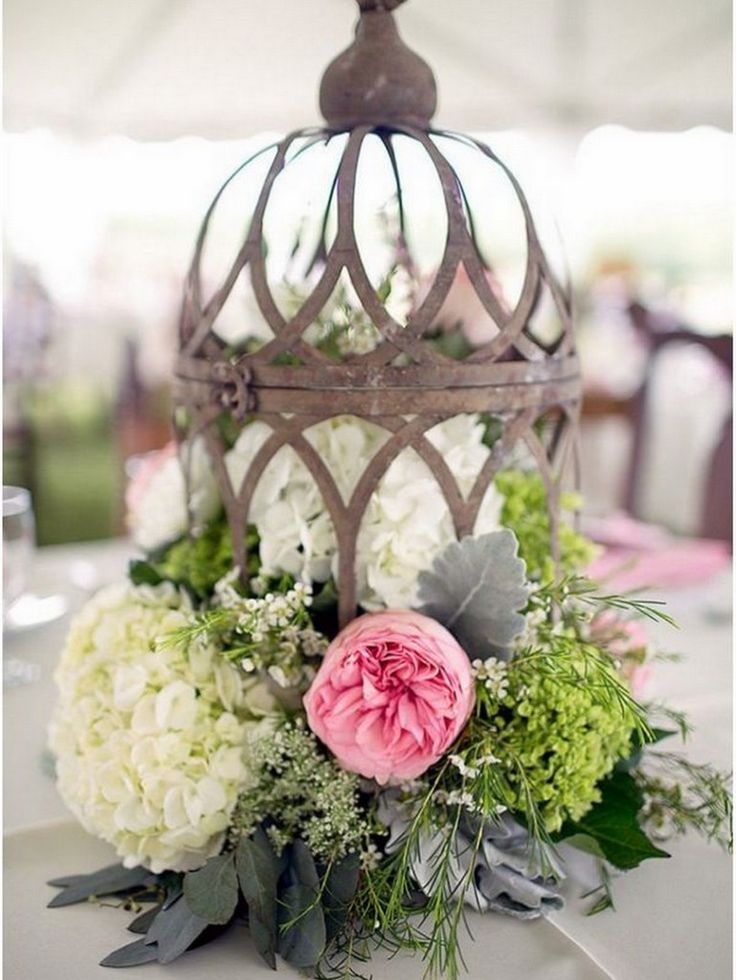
[
  {"left": 3, "top": 487, "right": 66, "bottom": 679},
  {"left": 3, "top": 486, "right": 35, "bottom": 614}
]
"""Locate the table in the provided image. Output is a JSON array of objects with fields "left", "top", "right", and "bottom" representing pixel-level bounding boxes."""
[{"left": 4, "top": 539, "right": 732, "bottom": 979}]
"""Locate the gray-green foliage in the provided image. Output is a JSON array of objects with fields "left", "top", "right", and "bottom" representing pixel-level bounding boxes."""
[
  {"left": 416, "top": 529, "right": 529, "bottom": 660},
  {"left": 237, "top": 828, "right": 280, "bottom": 968}
]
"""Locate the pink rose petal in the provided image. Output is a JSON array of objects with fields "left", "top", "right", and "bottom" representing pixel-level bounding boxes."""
[{"left": 304, "top": 610, "right": 475, "bottom": 784}]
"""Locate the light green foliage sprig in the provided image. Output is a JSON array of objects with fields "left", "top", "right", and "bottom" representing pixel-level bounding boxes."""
[
  {"left": 496, "top": 470, "right": 597, "bottom": 581},
  {"left": 352, "top": 758, "right": 486, "bottom": 980},
  {"left": 634, "top": 752, "right": 732, "bottom": 850},
  {"left": 227, "top": 722, "right": 372, "bottom": 862},
  {"left": 517, "top": 577, "right": 657, "bottom": 740},
  {"left": 558, "top": 575, "right": 678, "bottom": 627}
]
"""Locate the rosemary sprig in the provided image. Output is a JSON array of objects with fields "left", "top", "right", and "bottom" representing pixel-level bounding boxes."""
[
  {"left": 634, "top": 752, "right": 732, "bottom": 850},
  {"left": 555, "top": 575, "right": 678, "bottom": 627}
]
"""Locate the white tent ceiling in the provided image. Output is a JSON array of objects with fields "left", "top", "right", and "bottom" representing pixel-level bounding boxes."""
[{"left": 4, "top": 0, "right": 732, "bottom": 140}]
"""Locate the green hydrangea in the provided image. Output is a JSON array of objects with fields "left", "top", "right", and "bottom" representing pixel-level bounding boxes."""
[
  {"left": 487, "top": 654, "right": 634, "bottom": 831},
  {"left": 131, "top": 518, "right": 256, "bottom": 600},
  {"left": 496, "top": 470, "right": 597, "bottom": 581}
]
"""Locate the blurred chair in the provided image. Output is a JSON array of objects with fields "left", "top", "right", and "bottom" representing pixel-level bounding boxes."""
[{"left": 622, "top": 302, "right": 732, "bottom": 544}]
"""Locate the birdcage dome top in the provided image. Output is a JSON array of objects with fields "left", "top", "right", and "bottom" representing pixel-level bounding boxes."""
[{"left": 175, "top": 0, "right": 579, "bottom": 423}]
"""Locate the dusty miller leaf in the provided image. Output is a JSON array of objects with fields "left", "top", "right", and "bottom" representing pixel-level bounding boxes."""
[{"left": 416, "top": 529, "right": 529, "bottom": 660}]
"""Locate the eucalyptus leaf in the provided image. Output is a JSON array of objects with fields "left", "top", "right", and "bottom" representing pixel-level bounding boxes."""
[
  {"left": 288, "top": 840, "right": 320, "bottom": 890},
  {"left": 278, "top": 842, "right": 327, "bottom": 969},
  {"left": 127, "top": 905, "right": 162, "bottom": 935},
  {"left": 236, "top": 829, "right": 280, "bottom": 969},
  {"left": 144, "top": 894, "right": 209, "bottom": 964},
  {"left": 160, "top": 874, "right": 183, "bottom": 910},
  {"left": 560, "top": 771, "right": 670, "bottom": 871},
  {"left": 47, "top": 873, "right": 91, "bottom": 888},
  {"left": 278, "top": 883, "right": 327, "bottom": 969},
  {"left": 416, "top": 529, "right": 529, "bottom": 660},
  {"left": 100, "top": 938, "right": 160, "bottom": 968},
  {"left": 183, "top": 853, "right": 238, "bottom": 925},
  {"left": 47, "top": 864, "right": 152, "bottom": 908},
  {"left": 322, "top": 852, "right": 360, "bottom": 942}
]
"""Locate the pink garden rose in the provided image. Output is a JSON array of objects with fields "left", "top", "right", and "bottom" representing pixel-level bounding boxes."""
[{"left": 304, "top": 610, "right": 475, "bottom": 784}]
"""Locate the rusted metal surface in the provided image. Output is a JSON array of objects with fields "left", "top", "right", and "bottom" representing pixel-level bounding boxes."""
[
  {"left": 175, "top": 0, "right": 582, "bottom": 626},
  {"left": 320, "top": 0, "right": 436, "bottom": 129}
]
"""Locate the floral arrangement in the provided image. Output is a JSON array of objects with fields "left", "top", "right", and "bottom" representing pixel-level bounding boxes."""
[{"left": 47, "top": 281, "right": 731, "bottom": 978}]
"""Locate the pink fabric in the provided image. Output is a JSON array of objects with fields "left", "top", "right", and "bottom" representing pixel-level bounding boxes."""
[
  {"left": 588, "top": 541, "right": 730, "bottom": 593},
  {"left": 585, "top": 513, "right": 730, "bottom": 592},
  {"left": 304, "top": 610, "right": 475, "bottom": 784}
]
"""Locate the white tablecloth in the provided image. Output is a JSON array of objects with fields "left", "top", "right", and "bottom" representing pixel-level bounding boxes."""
[{"left": 4, "top": 540, "right": 732, "bottom": 980}]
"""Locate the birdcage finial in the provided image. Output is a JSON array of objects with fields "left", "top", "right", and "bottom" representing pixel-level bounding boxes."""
[{"left": 320, "top": 0, "right": 436, "bottom": 129}]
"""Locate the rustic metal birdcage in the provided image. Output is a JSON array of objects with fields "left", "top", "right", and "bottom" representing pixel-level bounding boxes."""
[{"left": 174, "top": 0, "right": 581, "bottom": 627}]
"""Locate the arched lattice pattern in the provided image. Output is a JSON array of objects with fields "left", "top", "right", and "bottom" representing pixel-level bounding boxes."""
[{"left": 174, "top": 125, "right": 582, "bottom": 626}]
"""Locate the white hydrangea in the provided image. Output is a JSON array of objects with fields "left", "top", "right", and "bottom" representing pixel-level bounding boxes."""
[
  {"left": 126, "top": 438, "right": 220, "bottom": 553},
  {"left": 49, "top": 582, "right": 280, "bottom": 874},
  {"left": 225, "top": 413, "right": 504, "bottom": 609}
]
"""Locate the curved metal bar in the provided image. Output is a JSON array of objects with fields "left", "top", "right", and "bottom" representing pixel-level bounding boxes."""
[
  {"left": 462, "top": 407, "right": 539, "bottom": 534},
  {"left": 432, "top": 129, "right": 550, "bottom": 359},
  {"left": 187, "top": 132, "right": 332, "bottom": 354},
  {"left": 460, "top": 250, "right": 544, "bottom": 363},
  {"left": 182, "top": 138, "right": 284, "bottom": 337},
  {"left": 332, "top": 129, "right": 438, "bottom": 367}
]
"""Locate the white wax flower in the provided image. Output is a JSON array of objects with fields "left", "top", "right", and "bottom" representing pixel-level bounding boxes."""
[{"left": 49, "top": 581, "right": 280, "bottom": 873}]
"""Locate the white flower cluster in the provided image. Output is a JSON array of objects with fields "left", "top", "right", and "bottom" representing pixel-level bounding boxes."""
[
  {"left": 360, "top": 842, "right": 384, "bottom": 871},
  {"left": 225, "top": 414, "right": 504, "bottom": 609},
  {"left": 212, "top": 576, "right": 325, "bottom": 688},
  {"left": 448, "top": 754, "right": 480, "bottom": 779},
  {"left": 49, "top": 582, "right": 280, "bottom": 874},
  {"left": 216, "top": 576, "right": 313, "bottom": 627},
  {"left": 127, "top": 439, "right": 220, "bottom": 553},
  {"left": 433, "top": 788, "right": 480, "bottom": 812},
  {"left": 513, "top": 603, "right": 547, "bottom": 650},
  {"left": 472, "top": 657, "right": 510, "bottom": 699},
  {"left": 448, "top": 752, "right": 502, "bottom": 780}
]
